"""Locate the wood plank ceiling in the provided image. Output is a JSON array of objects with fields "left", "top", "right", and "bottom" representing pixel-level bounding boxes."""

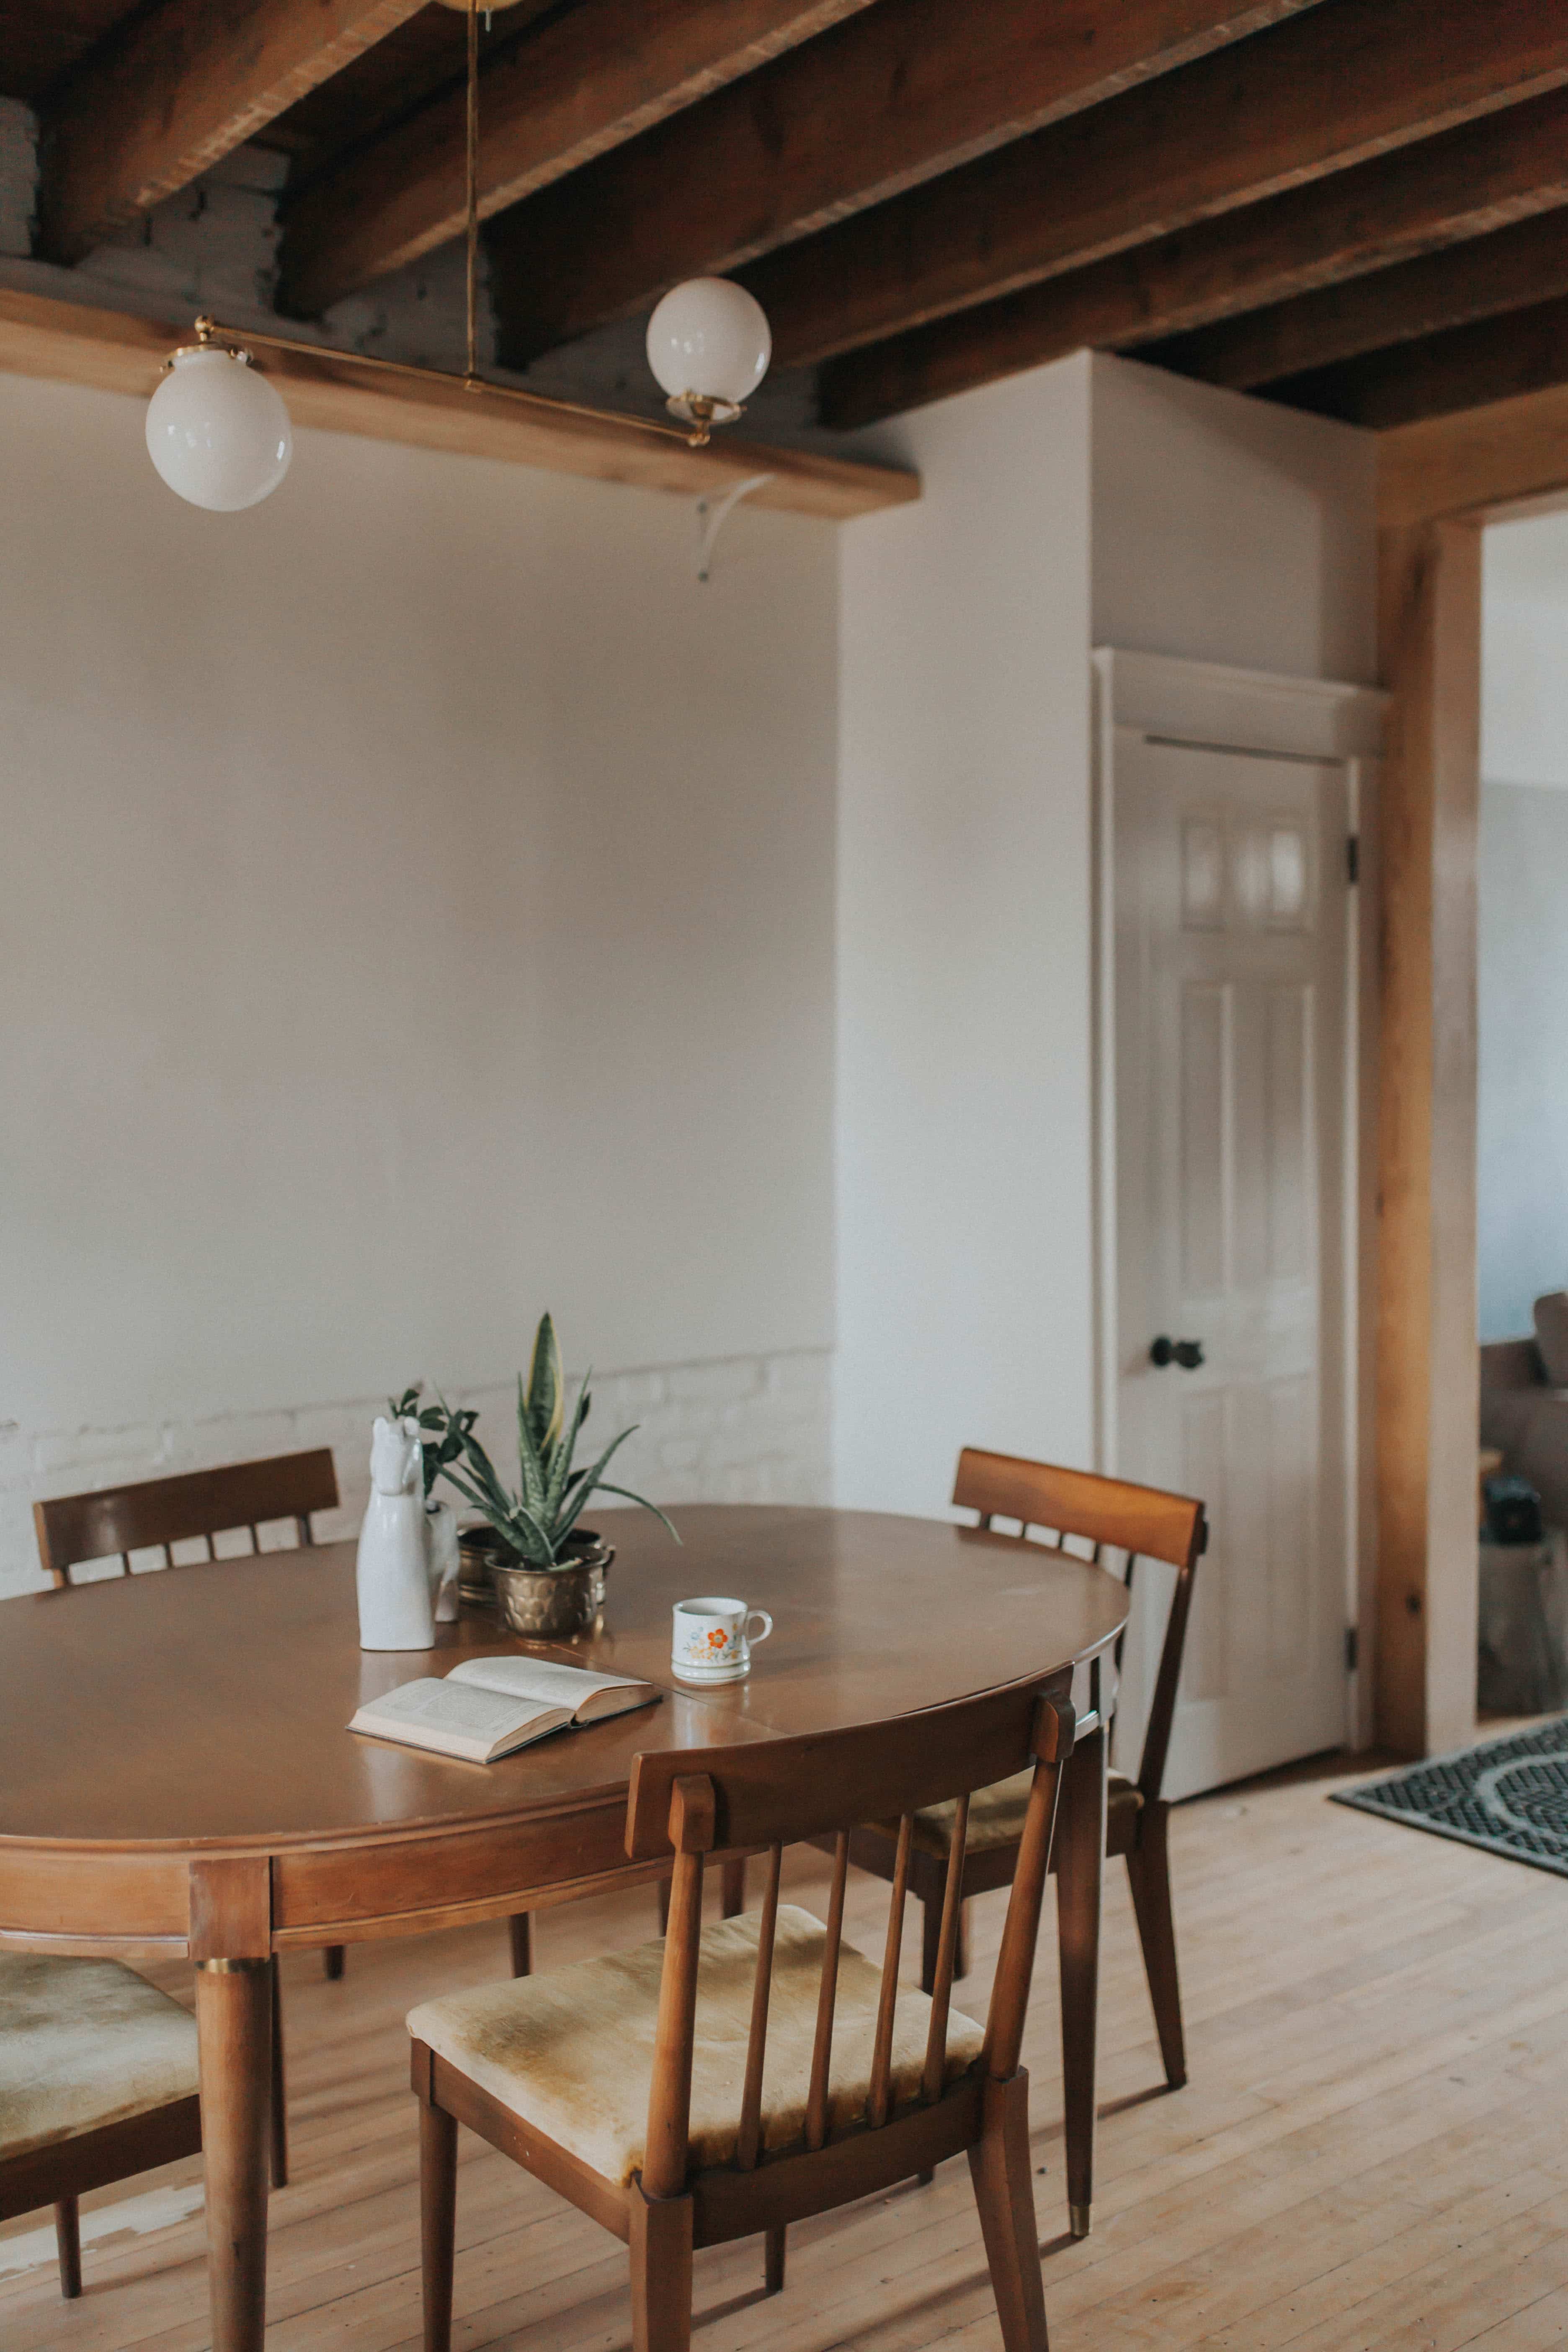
[{"left": 5, "top": 0, "right": 1567, "bottom": 441}]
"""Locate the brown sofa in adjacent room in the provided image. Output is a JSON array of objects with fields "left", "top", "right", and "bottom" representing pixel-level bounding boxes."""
[{"left": 1480, "top": 1292, "right": 1568, "bottom": 1534}]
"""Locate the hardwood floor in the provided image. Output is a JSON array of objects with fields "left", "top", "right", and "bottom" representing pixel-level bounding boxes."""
[{"left": 5, "top": 1744, "right": 1567, "bottom": 2350}]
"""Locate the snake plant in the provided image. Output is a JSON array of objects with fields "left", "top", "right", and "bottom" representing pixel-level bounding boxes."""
[{"left": 436, "top": 1313, "right": 679, "bottom": 1568}]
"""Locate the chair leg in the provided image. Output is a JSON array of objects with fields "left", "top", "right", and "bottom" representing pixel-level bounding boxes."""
[
  {"left": 967, "top": 2071, "right": 1048, "bottom": 2352},
  {"left": 764, "top": 2225, "right": 787, "bottom": 2294},
  {"left": 629, "top": 2181, "right": 694, "bottom": 2352},
  {"left": 508, "top": 1913, "right": 533, "bottom": 1978},
  {"left": 1056, "top": 1718, "right": 1106, "bottom": 2240},
  {"left": 54, "top": 2197, "right": 82, "bottom": 2300},
  {"left": 322, "top": 1945, "right": 346, "bottom": 1981},
  {"left": 268, "top": 1958, "right": 289, "bottom": 2191},
  {"left": 721, "top": 1858, "right": 746, "bottom": 1918},
  {"left": 657, "top": 1877, "right": 671, "bottom": 1935},
  {"left": 419, "top": 2095, "right": 459, "bottom": 2352},
  {"left": 1125, "top": 1805, "right": 1186, "bottom": 2090}
]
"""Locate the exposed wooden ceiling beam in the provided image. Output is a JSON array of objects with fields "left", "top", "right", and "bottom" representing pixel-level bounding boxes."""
[
  {"left": 36, "top": 0, "right": 428, "bottom": 266},
  {"left": 1261, "top": 290, "right": 1568, "bottom": 431},
  {"left": 1153, "top": 209, "right": 1568, "bottom": 390},
  {"left": 0, "top": 289, "right": 915, "bottom": 521},
  {"left": 278, "top": 0, "right": 875, "bottom": 320},
  {"left": 485, "top": 0, "right": 1320, "bottom": 370},
  {"left": 743, "top": 0, "right": 1568, "bottom": 374},
  {"left": 1380, "top": 379, "right": 1568, "bottom": 526},
  {"left": 820, "top": 85, "right": 1568, "bottom": 427}
]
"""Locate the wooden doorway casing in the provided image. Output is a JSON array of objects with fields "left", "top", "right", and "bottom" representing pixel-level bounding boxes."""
[{"left": 1375, "top": 387, "right": 1568, "bottom": 1754}]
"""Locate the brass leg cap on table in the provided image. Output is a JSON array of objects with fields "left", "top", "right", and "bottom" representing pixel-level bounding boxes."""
[{"left": 1070, "top": 2202, "right": 1091, "bottom": 2239}]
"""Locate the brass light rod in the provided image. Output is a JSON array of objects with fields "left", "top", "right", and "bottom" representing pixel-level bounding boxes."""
[{"left": 186, "top": 315, "right": 732, "bottom": 449}]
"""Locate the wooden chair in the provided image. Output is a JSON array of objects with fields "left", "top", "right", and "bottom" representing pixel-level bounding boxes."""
[
  {"left": 34, "top": 1450, "right": 343, "bottom": 2193},
  {"left": 0, "top": 1951, "right": 202, "bottom": 2300},
  {"left": 410, "top": 1677, "right": 1077, "bottom": 2352},
  {"left": 846, "top": 1451, "right": 1207, "bottom": 2105}
]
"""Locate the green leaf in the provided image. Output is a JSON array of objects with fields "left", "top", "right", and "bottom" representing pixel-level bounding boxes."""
[
  {"left": 590, "top": 1484, "right": 682, "bottom": 1545},
  {"left": 526, "top": 1313, "right": 565, "bottom": 1453},
  {"left": 515, "top": 1375, "right": 548, "bottom": 1515},
  {"left": 544, "top": 1372, "right": 595, "bottom": 1522}
]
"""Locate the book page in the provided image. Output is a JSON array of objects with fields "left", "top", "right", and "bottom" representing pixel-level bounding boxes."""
[
  {"left": 354, "top": 1677, "right": 560, "bottom": 1743},
  {"left": 448, "top": 1655, "right": 658, "bottom": 1719}
]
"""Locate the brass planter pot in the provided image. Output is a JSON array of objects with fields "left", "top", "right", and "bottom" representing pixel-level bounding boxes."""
[
  {"left": 457, "top": 1527, "right": 506, "bottom": 1610},
  {"left": 490, "top": 1538, "right": 614, "bottom": 1639}
]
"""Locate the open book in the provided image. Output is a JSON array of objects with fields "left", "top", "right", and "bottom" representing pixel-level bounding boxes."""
[{"left": 348, "top": 1655, "right": 660, "bottom": 1764}]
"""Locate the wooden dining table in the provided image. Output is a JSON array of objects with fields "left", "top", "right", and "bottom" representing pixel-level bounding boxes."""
[{"left": 0, "top": 1502, "right": 1129, "bottom": 2351}]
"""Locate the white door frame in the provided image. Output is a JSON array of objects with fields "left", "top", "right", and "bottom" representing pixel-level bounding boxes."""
[{"left": 1091, "top": 648, "right": 1388, "bottom": 1757}]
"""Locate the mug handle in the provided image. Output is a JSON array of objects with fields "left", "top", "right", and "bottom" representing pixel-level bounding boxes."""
[{"left": 743, "top": 1608, "right": 773, "bottom": 1648}]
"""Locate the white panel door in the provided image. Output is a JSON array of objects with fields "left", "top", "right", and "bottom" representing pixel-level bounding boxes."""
[{"left": 1113, "top": 729, "right": 1349, "bottom": 1799}]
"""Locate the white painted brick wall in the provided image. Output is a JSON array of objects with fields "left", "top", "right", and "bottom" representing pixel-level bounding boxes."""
[{"left": 0, "top": 1350, "right": 831, "bottom": 1597}]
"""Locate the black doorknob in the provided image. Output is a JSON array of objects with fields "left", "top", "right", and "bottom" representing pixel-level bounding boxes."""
[{"left": 1150, "top": 1336, "right": 1205, "bottom": 1370}]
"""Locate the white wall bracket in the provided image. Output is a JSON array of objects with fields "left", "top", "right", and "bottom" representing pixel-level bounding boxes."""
[{"left": 696, "top": 473, "right": 774, "bottom": 583}]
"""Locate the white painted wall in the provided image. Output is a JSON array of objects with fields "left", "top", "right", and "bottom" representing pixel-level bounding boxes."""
[
  {"left": 0, "top": 371, "right": 836, "bottom": 1590},
  {"left": 836, "top": 355, "right": 1097, "bottom": 1514},
  {"left": 1478, "top": 510, "right": 1568, "bottom": 1341},
  {"left": 1090, "top": 353, "right": 1378, "bottom": 682},
  {"left": 1483, "top": 512, "right": 1568, "bottom": 791},
  {"left": 833, "top": 352, "right": 1376, "bottom": 1517}
]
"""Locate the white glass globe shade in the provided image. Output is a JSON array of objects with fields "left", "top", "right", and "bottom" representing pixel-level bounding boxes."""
[
  {"left": 145, "top": 346, "right": 292, "bottom": 511},
  {"left": 646, "top": 278, "right": 771, "bottom": 410}
]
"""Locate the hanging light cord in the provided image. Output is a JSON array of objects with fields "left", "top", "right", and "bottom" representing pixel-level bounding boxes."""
[{"left": 465, "top": 0, "right": 479, "bottom": 389}]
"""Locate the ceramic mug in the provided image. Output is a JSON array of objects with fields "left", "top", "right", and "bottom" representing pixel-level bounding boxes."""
[{"left": 671, "top": 1594, "right": 774, "bottom": 1683}]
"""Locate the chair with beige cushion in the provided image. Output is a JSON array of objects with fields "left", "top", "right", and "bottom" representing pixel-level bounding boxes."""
[
  {"left": 410, "top": 1676, "right": 1077, "bottom": 2352},
  {"left": 0, "top": 1952, "right": 201, "bottom": 2300},
  {"left": 33, "top": 1450, "right": 342, "bottom": 2193},
  {"left": 843, "top": 1450, "right": 1207, "bottom": 2106}
]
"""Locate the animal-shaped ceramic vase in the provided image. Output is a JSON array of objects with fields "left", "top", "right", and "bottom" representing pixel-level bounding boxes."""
[
  {"left": 425, "top": 1497, "right": 461, "bottom": 1623},
  {"left": 356, "top": 1415, "right": 436, "bottom": 1651}
]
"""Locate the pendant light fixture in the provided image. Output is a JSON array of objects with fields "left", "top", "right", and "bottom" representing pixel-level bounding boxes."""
[{"left": 148, "top": 0, "right": 772, "bottom": 511}]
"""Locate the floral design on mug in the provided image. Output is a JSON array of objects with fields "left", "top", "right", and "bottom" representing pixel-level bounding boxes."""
[{"left": 705, "top": 1628, "right": 729, "bottom": 1653}]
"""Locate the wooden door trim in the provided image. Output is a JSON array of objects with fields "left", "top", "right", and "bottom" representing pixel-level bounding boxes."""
[{"left": 1370, "top": 392, "right": 1568, "bottom": 1754}]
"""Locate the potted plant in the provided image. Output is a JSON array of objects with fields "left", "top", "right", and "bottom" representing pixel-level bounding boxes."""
[{"left": 438, "top": 1314, "right": 678, "bottom": 1638}]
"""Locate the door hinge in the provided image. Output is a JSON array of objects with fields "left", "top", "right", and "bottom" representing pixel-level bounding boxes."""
[
  {"left": 1344, "top": 1625, "right": 1359, "bottom": 1674},
  {"left": 1346, "top": 834, "right": 1360, "bottom": 886}
]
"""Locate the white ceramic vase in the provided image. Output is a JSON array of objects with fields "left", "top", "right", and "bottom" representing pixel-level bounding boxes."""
[
  {"left": 425, "top": 1498, "right": 461, "bottom": 1623},
  {"left": 356, "top": 1416, "right": 436, "bottom": 1651}
]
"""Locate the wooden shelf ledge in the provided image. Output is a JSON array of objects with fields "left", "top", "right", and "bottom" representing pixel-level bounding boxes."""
[{"left": 0, "top": 286, "right": 918, "bottom": 523}]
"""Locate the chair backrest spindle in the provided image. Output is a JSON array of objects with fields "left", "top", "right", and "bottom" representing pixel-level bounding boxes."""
[
  {"left": 736, "top": 1843, "right": 783, "bottom": 2171},
  {"left": 806, "top": 1832, "right": 850, "bottom": 2151},
  {"left": 867, "top": 1815, "right": 913, "bottom": 2128},
  {"left": 984, "top": 1706, "right": 1074, "bottom": 2081},
  {"left": 642, "top": 1774, "right": 713, "bottom": 2200},
  {"left": 921, "top": 1793, "right": 970, "bottom": 2102}
]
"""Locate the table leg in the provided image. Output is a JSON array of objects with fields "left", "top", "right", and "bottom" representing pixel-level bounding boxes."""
[
  {"left": 195, "top": 1958, "right": 272, "bottom": 2352},
  {"left": 1056, "top": 1715, "right": 1106, "bottom": 2240}
]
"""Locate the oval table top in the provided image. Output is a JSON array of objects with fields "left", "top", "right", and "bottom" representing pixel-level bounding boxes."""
[{"left": 0, "top": 1505, "right": 1128, "bottom": 1854}]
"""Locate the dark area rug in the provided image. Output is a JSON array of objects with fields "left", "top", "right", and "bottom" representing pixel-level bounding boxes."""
[{"left": 1333, "top": 1715, "right": 1568, "bottom": 1878}]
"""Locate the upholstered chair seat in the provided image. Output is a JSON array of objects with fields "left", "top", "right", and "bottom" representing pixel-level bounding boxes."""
[
  {"left": 0, "top": 1954, "right": 199, "bottom": 2163},
  {"left": 910, "top": 1768, "right": 1141, "bottom": 1858},
  {"left": 408, "top": 1902, "right": 984, "bottom": 2186}
]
